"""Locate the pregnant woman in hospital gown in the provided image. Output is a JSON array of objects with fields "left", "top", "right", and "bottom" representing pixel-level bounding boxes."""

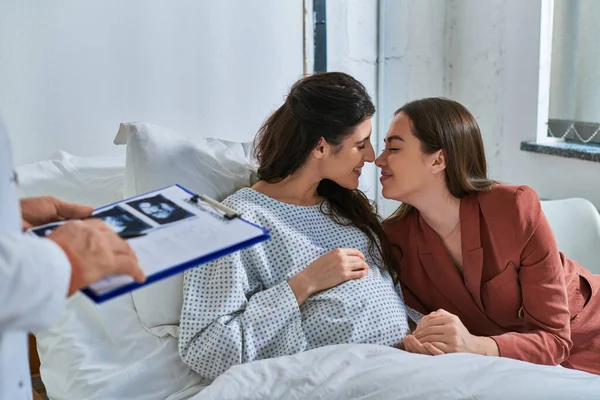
[{"left": 178, "top": 72, "right": 420, "bottom": 380}]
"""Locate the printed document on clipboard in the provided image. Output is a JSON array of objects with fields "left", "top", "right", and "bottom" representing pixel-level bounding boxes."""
[{"left": 28, "top": 185, "right": 270, "bottom": 303}]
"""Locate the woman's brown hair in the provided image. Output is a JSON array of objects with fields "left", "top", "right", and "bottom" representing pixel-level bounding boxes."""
[
  {"left": 389, "top": 97, "right": 497, "bottom": 221},
  {"left": 255, "top": 72, "right": 399, "bottom": 281}
]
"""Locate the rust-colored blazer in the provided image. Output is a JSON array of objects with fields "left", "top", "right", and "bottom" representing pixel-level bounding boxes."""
[{"left": 384, "top": 185, "right": 599, "bottom": 370}]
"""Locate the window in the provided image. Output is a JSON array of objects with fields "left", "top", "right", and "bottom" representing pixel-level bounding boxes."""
[{"left": 548, "top": 0, "right": 600, "bottom": 145}]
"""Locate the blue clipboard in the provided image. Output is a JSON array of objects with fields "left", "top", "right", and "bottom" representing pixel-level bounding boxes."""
[{"left": 80, "top": 184, "right": 270, "bottom": 304}]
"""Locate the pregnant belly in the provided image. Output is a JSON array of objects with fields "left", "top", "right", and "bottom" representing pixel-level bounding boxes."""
[{"left": 299, "top": 278, "right": 409, "bottom": 348}]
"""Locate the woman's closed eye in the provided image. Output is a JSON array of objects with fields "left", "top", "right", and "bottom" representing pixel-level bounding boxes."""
[{"left": 357, "top": 140, "right": 369, "bottom": 150}]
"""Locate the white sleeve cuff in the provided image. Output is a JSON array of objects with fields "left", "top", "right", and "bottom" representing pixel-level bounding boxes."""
[
  {"left": 24, "top": 236, "right": 72, "bottom": 331},
  {"left": 0, "top": 233, "right": 71, "bottom": 332}
]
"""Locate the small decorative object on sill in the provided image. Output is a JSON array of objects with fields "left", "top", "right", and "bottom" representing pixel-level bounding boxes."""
[{"left": 547, "top": 119, "right": 600, "bottom": 145}]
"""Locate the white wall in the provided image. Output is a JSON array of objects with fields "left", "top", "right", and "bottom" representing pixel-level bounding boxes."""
[
  {"left": 549, "top": 0, "right": 578, "bottom": 120},
  {"left": 0, "top": 0, "right": 304, "bottom": 166},
  {"left": 378, "top": 0, "right": 600, "bottom": 215},
  {"left": 327, "top": 0, "right": 379, "bottom": 200},
  {"left": 377, "top": 0, "right": 448, "bottom": 216},
  {"left": 445, "top": 0, "right": 509, "bottom": 177}
]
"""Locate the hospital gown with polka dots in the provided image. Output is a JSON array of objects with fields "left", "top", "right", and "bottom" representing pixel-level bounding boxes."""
[{"left": 179, "top": 188, "right": 414, "bottom": 380}]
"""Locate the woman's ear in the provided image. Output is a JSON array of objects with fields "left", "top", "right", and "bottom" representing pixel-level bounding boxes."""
[
  {"left": 430, "top": 150, "right": 447, "bottom": 174},
  {"left": 312, "top": 137, "right": 327, "bottom": 159}
]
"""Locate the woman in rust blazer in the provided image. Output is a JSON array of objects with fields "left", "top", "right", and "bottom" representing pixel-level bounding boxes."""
[{"left": 376, "top": 97, "right": 599, "bottom": 375}]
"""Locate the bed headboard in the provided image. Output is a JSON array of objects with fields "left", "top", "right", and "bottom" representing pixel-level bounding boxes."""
[{"left": 0, "top": 1, "right": 305, "bottom": 166}]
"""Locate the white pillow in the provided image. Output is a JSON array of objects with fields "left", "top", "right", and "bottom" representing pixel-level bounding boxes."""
[
  {"left": 15, "top": 150, "right": 125, "bottom": 207},
  {"left": 114, "top": 122, "right": 256, "bottom": 200},
  {"left": 114, "top": 122, "right": 257, "bottom": 334}
]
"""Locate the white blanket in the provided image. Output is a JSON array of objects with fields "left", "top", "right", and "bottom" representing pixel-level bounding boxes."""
[{"left": 193, "top": 344, "right": 600, "bottom": 400}]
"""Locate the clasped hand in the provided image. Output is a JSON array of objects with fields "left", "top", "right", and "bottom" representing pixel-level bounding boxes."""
[{"left": 402, "top": 309, "right": 484, "bottom": 356}]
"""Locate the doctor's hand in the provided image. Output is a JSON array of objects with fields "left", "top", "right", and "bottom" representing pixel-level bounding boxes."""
[
  {"left": 48, "top": 219, "right": 146, "bottom": 296},
  {"left": 288, "top": 248, "right": 368, "bottom": 305},
  {"left": 409, "top": 309, "right": 499, "bottom": 356},
  {"left": 20, "top": 196, "right": 94, "bottom": 229}
]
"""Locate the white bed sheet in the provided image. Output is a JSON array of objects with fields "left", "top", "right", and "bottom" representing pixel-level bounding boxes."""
[
  {"left": 36, "top": 293, "right": 210, "bottom": 400},
  {"left": 193, "top": 344, "right": 600, "bottom": 400}
]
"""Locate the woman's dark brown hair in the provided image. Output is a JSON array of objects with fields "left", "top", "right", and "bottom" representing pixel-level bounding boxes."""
[
  {"left": 255, "top": 72, "right": 399, "bottom": 281},
  {"left": 389, "top": 97, "right": 496, "bottom": 221}
]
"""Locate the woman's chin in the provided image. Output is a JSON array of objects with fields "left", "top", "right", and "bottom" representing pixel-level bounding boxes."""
[
  {"left": 347, "top": 182, "right": 360, "bottom": 191},
  {"left": 380, "top": 185, "right": 400, "bottom": 200},
  {"left": 335, "top": 179, "right": 360, "bottom": 191},
  {"left": 380, "top": 191, "right": 390, "bottom": 199},
  {"left": 328, "top": 174, "right": 360, "bottom": 190}
]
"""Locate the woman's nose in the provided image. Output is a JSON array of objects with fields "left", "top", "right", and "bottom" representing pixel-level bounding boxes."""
[
  {"left": 364, "top": 143, "right": 376, "bottom": 163},
  {"left": 375, "top": 153, "right": 385, "bottom": 168}
]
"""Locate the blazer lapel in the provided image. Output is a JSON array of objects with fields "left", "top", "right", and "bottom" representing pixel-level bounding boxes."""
[
  {"left": 460, "top": 195, "right": 484, "bottom": 310},
  {"left": 415, "top": 215, "right": 482, "bottom": 317}
]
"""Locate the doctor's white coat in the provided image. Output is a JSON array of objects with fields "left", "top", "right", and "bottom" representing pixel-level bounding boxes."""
[{"left": 0, "top": 121, "right": 71, "bottom": 400}]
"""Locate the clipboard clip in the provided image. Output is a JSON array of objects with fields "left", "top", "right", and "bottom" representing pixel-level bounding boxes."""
[{"left": 189, "top": 194, "right": 240, "bottom": 220}]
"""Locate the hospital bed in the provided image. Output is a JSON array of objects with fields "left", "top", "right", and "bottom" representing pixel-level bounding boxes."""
[{"left": 20, "top": 122, "right": 600, "bottom": 400}]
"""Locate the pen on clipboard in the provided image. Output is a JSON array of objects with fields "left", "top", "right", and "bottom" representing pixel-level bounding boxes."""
[
  {"left": 119, "top": 231, "right": 147, "bottom": 240},
  {"left": 190, "top": 194, "right": 240, "bottom": 219}
]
